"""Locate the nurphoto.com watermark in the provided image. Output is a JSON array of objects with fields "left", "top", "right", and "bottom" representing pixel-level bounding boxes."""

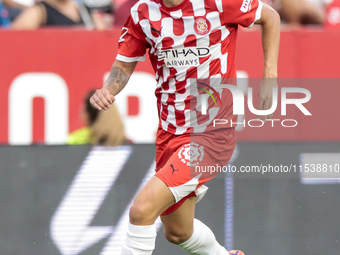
[
  {"left": 194, "top": 163, "right": 340, "bottom": 177},
  {"left": 195, "top": 163, "right": 294, "bottom": 175}
]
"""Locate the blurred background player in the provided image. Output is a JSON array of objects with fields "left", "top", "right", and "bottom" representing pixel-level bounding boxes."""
[
  {"left": 0, "top": 0, "right": 11, "bottom": 26},
  {"left": 83, "top": 0, "right": 113, "bottom": 28},
  {"left": 2, "top": 0, "right": 33, "bottom": 21},
  {"left": 2, "top": 0, "right": 339, "bottom": 29},
  {"left": 263, "top": 0, "right": 331, "bottom": 25},
  {"left": 10, "top": 0, "right": 107, "bottom": 29},
  {"left": 68, "top": 89, "right": 127, "bottom": 146},
  {"left": 112, "top": 0, "right": 137, "bottom": 28},
  {"left": 90, "top": 0, "right": 280, "bottom": 254}
]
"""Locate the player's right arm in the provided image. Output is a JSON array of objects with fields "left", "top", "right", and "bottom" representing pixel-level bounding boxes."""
[
  {"left": 91, "top": 9, "right": 148, "bottom": 110},
  {"left": 90, "top": 60, "right": 137, "bottom": 110}
]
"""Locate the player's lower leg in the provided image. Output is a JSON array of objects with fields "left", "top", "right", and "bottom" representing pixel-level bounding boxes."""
[
  {"left": 121, "top": 223, "right": 156, "bottom": 255},
  {"left": 178, "top": 218, "right": 229, "bottom": 255},
  {"left": 121, "top": 176, "right": 175, "bottom": 255},
  {"left": 161, "top": 197, "right": 229, "bottom": 255}
]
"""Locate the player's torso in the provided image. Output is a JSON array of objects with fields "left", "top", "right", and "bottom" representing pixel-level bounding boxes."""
[{"left": 131, "top": 0, "right": 239, "bottom": 134}]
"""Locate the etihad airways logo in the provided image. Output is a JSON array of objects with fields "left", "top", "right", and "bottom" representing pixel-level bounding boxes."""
[{"left": 158, "top": 47, "right": 210, "bottom": 67}]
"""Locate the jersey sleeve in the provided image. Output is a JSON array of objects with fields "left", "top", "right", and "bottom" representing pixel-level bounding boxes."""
[
  {"left": 222, "top": 0, "right": 263, "bottom": 28},
  {"left": 116, "top": 15, "right": 149, "bottom": 62}
]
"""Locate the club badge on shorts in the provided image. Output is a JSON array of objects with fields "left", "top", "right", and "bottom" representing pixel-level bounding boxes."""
[
  {"left": 194, "top": 17, "right": 211, "bottom": 35},
  {"left": 178, "top": 142, "right": 205, "bottom": 166}
]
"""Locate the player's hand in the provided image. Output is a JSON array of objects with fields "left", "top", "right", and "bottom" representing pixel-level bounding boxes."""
[
  {"left": 257, "top": 78, "right": 278, "bottom": 120},
  {"left": 89, "top": 87, "right": 115, "bottom": 110}
]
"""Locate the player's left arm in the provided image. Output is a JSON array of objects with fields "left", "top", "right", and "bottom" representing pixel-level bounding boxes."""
[{"left": 254, "top": 3, "right": 281, "bottom": 120}]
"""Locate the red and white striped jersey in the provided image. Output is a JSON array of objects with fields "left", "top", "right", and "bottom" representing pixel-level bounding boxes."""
[{"left": 117, "top": 0, "right": 263, "bottom": 135}]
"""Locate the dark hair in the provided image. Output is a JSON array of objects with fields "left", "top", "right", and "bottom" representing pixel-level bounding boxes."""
[{"left": 84, "top": 89, "right": 100, "bottom": 126}]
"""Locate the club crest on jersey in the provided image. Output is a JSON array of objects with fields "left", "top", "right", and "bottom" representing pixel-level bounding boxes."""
[
  {"left": 178, "top": 142, "right": 205, "bottom": 167},
  {"left": 194, "top": 17, "right": 211, "bottom": 35}
]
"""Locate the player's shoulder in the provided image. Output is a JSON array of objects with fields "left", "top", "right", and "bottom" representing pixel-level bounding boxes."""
[{"left": 130, "top": 0, "right": 162, "bottom": 24}]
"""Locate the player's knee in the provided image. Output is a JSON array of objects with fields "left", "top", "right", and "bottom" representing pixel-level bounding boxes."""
[
  {"left": 164, "top": 229, "right": 192, "bottom": 245},
  {"left": 129, "top": 201, "right": 154, "bottom": 225}
]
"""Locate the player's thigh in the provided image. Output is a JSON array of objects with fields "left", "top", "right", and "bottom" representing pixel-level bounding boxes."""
[
  {"left": 161, "top": 196, "right": 196, "bottom": 244},
  {"left": 130, "top": 176, "right": 175, "bottom": 225}
]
